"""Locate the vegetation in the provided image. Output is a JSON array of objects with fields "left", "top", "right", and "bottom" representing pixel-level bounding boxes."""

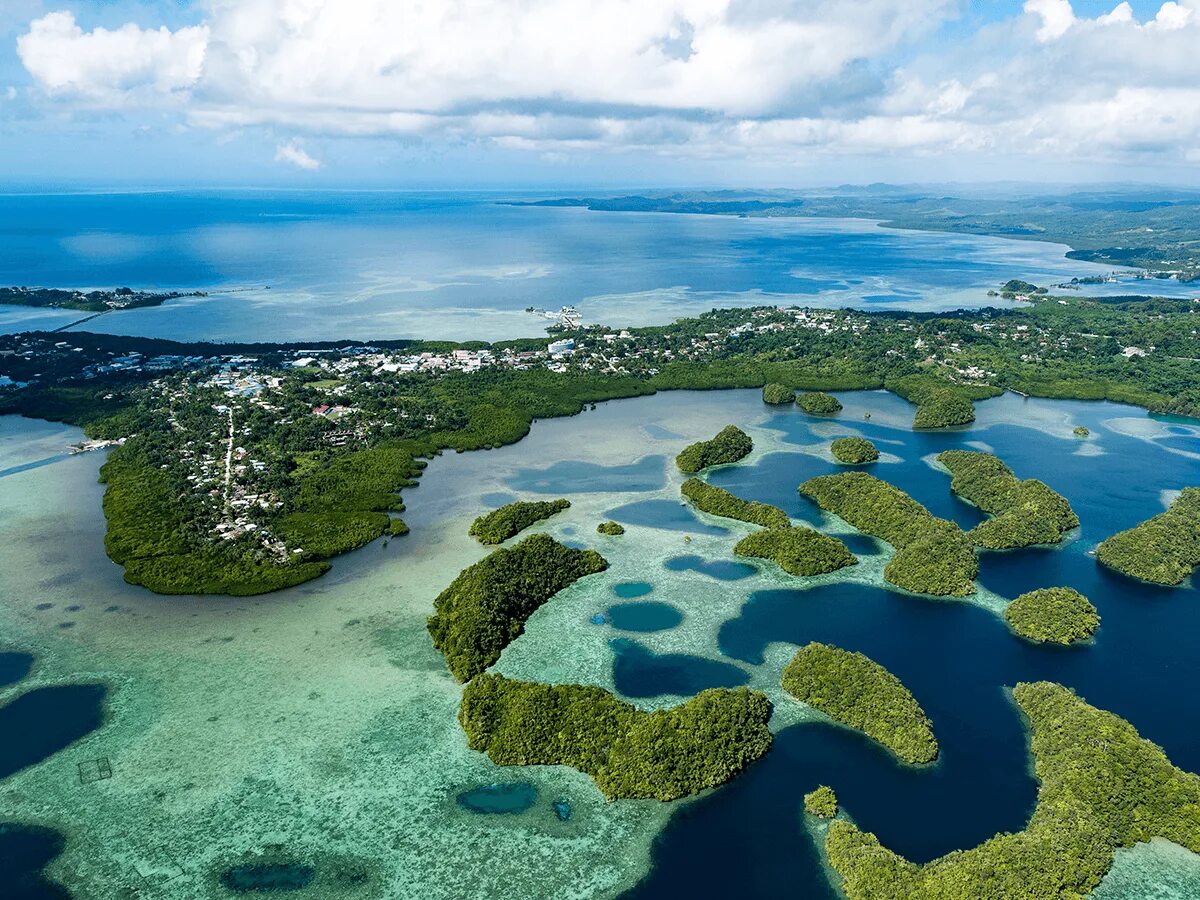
[
  {"left": 681, "top": 478, "right": 790, "bottom": 529},
  {"left": 762, "top": 382, "right": 794, "bottom": 404},
  {"left": 805, "top": 785, "right": 838, "bottom": 818},
  {"left": 937, "top": 450, "right": 1079, "bottom": 549},
  {"left": 675, "top": 425, "right": 754, "bottom": 473},
  {"left": 1096, "top": 488, "right": 1200, "bottom": 585},
  {"left": 1004, "top": 588, "right": 1099, "bottom": 645},
  {"left": 11, "top": 273, "right": 1200, "bottom": 597},
  {"left": 783, "top": 643, "right": 937, "bottom": 765},
  {"left": 427, "top": 534, "right": 608, "bottom": 681},
  {"left": 597, "top": 521, "right": 625, "bottom": 535},
  {"left": 458, "top": 674, "right": 773, "bottom": 801},
  {"left": 831, "top": 436, "right": 879, "bottom": 464},
  {"left": 799, "top": 472, "right": 977, "bottom": 596},
  {"left": 517, "top": 188, "right": 1200, "bottom": 280},
  {"left": 825, "top": 681, "right": 1200, "bottom": 899},
  {"left": 1073, "top": 426, "right": 1090, "bottom": 437},
  {"left": 468, "top": 498, "right": 571, "bottom": 544},
  {"left": 913, "top": 389, "right": 975, "bottom": 429},
  {"left": 734, "top": 527, "right": 856, "bottom": 577},
  {"left": 798, "top": 391, "right": 842, "bottom": 415}
]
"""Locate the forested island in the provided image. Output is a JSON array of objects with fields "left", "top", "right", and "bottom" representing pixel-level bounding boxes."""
[
  {"left": 782, "top": 642, "right": 937, "bottom": 765},
  {"left": 798, "top": 391, "right": 843, "bottom": 415},
  {"left": 825, "top": 681, "right": 1200, "bottom": 898},
  {"left": 3, "top": 284, "right": 1200, "bottom": 595},
  {"left": 681, "top": 479, "right": 790, "bottom": 529},
  {"left": 458, "top": 674, "right": 773, "bottom": 801},
  {"left": 762, "top": 382, "right": 794, "bottom": 404},
  {"left": 734, "top": 527, "right": 857, "bottom": 577},
  {"left": 0, "top": 286, "right": 202, "bottom": 312},
  {"left": 831, "top": 437, "right": 879, "bottom": 465},
  {"left": 937, "top": 451, "right": 1078, "bottom": 549},
  {"left": 468, "top": 499, "right": 570, "bottom": 545},
  {"left": 1096, "top": 488, "right": 1200, "bottom": 585},
  {"left": 799, "top": 472, "right": 977, "bottom": 596},
  {"left": 1004, "top": 588, "right": 1099, "bottom": 645},
  {"left": 427, "top": 534, "right": 608, "bottom": 682},
  {"left": 676, "top": 425, "right": 754, "bottom": 473}
]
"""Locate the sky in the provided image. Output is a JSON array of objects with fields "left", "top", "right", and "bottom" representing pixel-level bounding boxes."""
[{"left": 0, "top": 0, "right": 1198, "bottom": 189}]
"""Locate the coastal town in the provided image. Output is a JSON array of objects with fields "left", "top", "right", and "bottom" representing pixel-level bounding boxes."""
[{"left": 3, "top": 289, "right": 1198, "bottom": 565}]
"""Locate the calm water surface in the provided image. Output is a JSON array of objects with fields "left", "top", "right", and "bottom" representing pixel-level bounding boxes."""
[
  {"left": 623, "top": 397, "right": 1200, "bottom": 898},
  {"left": 0, "top": 191, "right": 1186, "bottom": 341}
]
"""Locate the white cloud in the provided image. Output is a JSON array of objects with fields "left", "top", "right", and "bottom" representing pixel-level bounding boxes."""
[
  {"left": 274, "top": 139, "right": 321, "bottom": 170},
  {"left": 1025, "top": 0, "right": 1076, "bottom": 41},
  {"left": 17, "top": 11, "right": 208, "bottom": 103},
  {"left": 11, "top": 1, "right": 1200, "bottom": 173}
]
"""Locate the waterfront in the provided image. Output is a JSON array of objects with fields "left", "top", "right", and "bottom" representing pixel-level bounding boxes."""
[
  {"left": 2, "top": 388, "right": 1199, "bottom": 898},
  {"left": 0, "top": 191, "right": 1189, "bottom": 342}
]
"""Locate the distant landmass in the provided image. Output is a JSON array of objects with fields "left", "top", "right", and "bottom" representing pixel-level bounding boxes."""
[
  {"left": 505, "top": 188, "right": 1200, "bottom": 281},
  {"left": 0, "top": 286, "right": 204, "bottom": 313}
]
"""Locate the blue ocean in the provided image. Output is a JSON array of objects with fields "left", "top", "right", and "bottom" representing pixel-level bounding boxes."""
[{"left": 0, "top": 190, "right": 1187, "bottom": 342}]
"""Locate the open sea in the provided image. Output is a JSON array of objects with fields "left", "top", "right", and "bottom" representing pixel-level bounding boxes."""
[{"left": 0, "top": 190, "right": 1194, "bottom": 342}]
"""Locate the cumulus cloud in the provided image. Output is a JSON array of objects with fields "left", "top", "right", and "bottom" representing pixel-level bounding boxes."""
[
  {"left": 1025, "top": 0, "right": 1076, "bottom": 41},
  {"left": 17, "top": 11, "right": 207, "bottom": 103},
  {"left": 274, "top": 139, "right": 320, "bottom": 170},
  {"left": 12, "top": 0, "right": 1200, "bottom": 172}
]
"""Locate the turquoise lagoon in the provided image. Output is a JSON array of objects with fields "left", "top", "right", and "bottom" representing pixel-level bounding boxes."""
[
  {"left": 0, "top": 191, "right": 1190, "bottom": 342},
  {"left": 2, "top": 389, "right": 1200, "bottom": 898}
]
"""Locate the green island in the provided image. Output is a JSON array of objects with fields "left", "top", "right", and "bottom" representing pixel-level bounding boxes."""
[
  {"left": 1004, "top": 587, "right": 1099, "bottom": 645},
  {"left": 937, "top": 450, "right": 1079, "bottom": 549},
  {"left": 458, "top": 674, "right": 773, "bottom": 801},
  {"left": 799, "top": 472, "right": 977, "bottom": 596},
  {"left": 5, "top": 283, "right": 1200, "bottom": 596},
  {"left": 831, "top": 436, "right": 879, "bottom": 465},
  {"left": 426, "top": 534, "right": 608, "bottom": 682},
  {"left": 734, "top": 527, "right": 857, "bottom": 577},
  {"left": 1096, "top": 488, "right": 1200, "bottom": 585},
  {"left": 782, "top": 642, "right": 937, "bottom": 765},
  {"left": 0, "top": 285, "right": 203, "bottom": 312},
  {"left": 681, "top": 478, "right": 790, "bottom": 529},
  {"left": 597, "top": 521, "right": 625, "bottom": 535},
  {"left": 825, "top": 681, "right": 1200, "bottom": 899},
  {"left": 805, "top": 785, "right": 839, "bottom": 819},
  {"left": 913, "top": 389, "right": 974, "bottom": 428},
  {"left": 468, "top": 498, "right": 571, "bottom": 544},
  {"left": 676, "top": 424, "right": 754, "bottom": 473},
  {"left": 1073, "top": 425, "right": 1090, "bottom": 437},
  {"left": 762, "top": 382, "right": 794, "bottom": 404},
  {"left": 798, "top": 391, "right": 843, "bottom": 415}
]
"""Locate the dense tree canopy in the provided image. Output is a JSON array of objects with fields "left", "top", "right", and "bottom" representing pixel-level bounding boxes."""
[
  {"left": 799, "top": 472, "right": 977, "bottom": 596},
  {"left": 798, "top": 391, "right": 843, "bottom": 415},
  {"left": 937, "top": 450, "right": 1078, "bottom": 549},
  {"left": 762, "top": 382, "right": 795, "bottom": 405},
  {"left": 831, "top": 436, "right": 879, "bottom": 465},
  {"left": 675, "top": 425, "right": 754, "bottom": 473},
  {"left": 734, "top": 527, "right": 857, "bottom": 577},
  {"left": 427, "top": 534, "right": 608, "bottom": 681},
  {"left": 1004, "top": 587, "right": 1099, "bottom": 645},
  {"left": 681, "top": 478, "right": 790, "bottom": 529},
  {"left": 783, "top": 642, "right": 937, "bottom": 765},
  {"left": 805, "top": 785, "right": 838, "bottom": 818},
  {"left": 468, "top": 499, "right": 571, "bottom": 544},
  {"left": 1096, "top": 488, "right": 1200, "bottom": 585},
  {"left": 826, "top": 681, "right": 1200, "bottom": 899},
  {"left": 458, "top": 674, "right": 773, "bottom": 801}
]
